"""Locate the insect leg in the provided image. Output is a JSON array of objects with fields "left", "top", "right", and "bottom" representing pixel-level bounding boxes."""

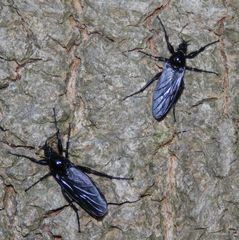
[
  {"left": 65, "top": 123, "right": 71, "bottom": 159},
  {"left": 123, "top": 72, "right": 162, "bottom": 101},
  {"left": 186, "top": 65, "right": 218, "bottom": 75},
  {"left": 25, "top": 172, "right": 51, "bottom": 192},
  {"left": 138, "top": 50, "right": 168, "bottom": 62},
  {"left": 77, "top": 166, "right": 133, "bottom": 180},
  {"left": 108, "top": 199, "right": 139, "bottom": 206},
  {"left": 172, "top": 104, "right": 177, "bottom": 123},
  {"left": 62, "top": 190, "right": 81, "bottom": 232},
  {"left": 53, "top": 108, "right": 64, "bottom": 155},
  {"left": 8, "top": 152, "right": 48, "bottom": 165},
  {"left": 157, "top": 17, "right": 175, "bottom": 54},
  {"left": 186, "top": 40, "right": 219, "bottom": 59}
]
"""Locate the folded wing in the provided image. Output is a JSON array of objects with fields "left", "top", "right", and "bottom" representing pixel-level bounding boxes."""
[
  {"left": 56, "top": 166, "right": 108, "bottom": 219},
  {"left": 152, "top": 62, "right": 185, "bottom": 120}
]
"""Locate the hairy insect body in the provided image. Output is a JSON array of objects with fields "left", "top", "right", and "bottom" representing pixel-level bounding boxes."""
[
  {"left": 9, "top": 109, "right": 132, "bottom": 232},
  {"left": 124, "top": 17, "right": 218, "bottom": 121}
]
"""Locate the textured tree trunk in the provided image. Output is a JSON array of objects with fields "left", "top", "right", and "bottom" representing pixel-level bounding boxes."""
[{"left": 0, "top": 1, "right": 238, "bottom": 239}]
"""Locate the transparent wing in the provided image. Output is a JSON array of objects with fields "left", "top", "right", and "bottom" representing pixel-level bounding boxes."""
[{"left": 152, "top": 62, "right": 185, "bottom": 120}]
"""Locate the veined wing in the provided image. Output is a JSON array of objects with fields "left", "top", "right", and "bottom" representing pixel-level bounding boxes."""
[
  {"left": 55, "top": 166, "right": 108, "bottom": 219},
  {"left": 152, "top": 62, "right": 185, "bottom": 120}
]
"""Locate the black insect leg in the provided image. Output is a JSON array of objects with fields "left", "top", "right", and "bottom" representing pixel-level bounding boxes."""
[
  {"left": 157, "top": 17, "right": 175, "bottom": 54},
  {"left": 186, "top": 40, "right": 219, "bottom": 59},
  {"left": 62, "top": 190, "right": 81, "bottom": 232},
  {"left": 25, "top": 172, "right": 51, "bottom": 192},
  {"left": 185, "top": 65, "right": 218, "bottom": 75},
  {"left": 77, "top": 166, "right": 133, "bottom": 181},
  {"left": 138, "top": 50, "right": 168, "bottom": 63},
  {"left": 65, "top": 124, "right": 71, "bottom": 159},
  {"left": 108, "top": 199, "right": 139, "bottom": 206},
  {"left": 8, "top": 152, "right": 51, "bottom": 190},
  {"left": 8, "top": 152, "right": 48, "bottom": 165},
  {"left": 53, "top": 108, "right": 64, "bottom": 155},
  {"left": 123, "top": 72, "right": 162, "bottom": 101},
  {"left": 172, "top": 104, "right": 177, "bottom": 123}
]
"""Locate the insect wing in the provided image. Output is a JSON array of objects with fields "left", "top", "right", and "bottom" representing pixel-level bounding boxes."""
[
  {"left": 152, "top": 62, "right": 185, "bottom": 120},
  {"left": 56, "top": 166, "right": 108, "bottom": 219}
]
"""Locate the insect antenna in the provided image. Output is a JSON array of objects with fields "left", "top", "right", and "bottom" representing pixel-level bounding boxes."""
[
  {"left": 178, "top": 22, "right": 189, "bottom": 39},
  {"left": 178, "top": 23, "right": 190, "bottom": 52}
]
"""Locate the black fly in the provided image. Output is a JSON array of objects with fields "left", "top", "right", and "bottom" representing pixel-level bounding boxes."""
[
  {"left": 9, "top": 109, "right": 133, "bottom": 232},
  {"left": 123, "top": 17, "right": 219, "bottom": 121}
]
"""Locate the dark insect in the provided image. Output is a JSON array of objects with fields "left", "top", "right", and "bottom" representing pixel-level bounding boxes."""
[
  {"left": 9, "top": 109, "right": 133, "bottom": 232},
  {"left": 123, "top": 17, "right": 219, "bottom": 121}
]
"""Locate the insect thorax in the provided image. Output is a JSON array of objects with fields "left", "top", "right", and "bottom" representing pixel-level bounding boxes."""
[
  {"left": 48, "top": 154, "right": 68, "bottom": 174},
  {"left": 169, "top": 51, "right": 186, "bottom": 69}
]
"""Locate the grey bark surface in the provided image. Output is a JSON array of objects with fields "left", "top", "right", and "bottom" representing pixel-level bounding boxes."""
[{"left": 0, "top": 0, "right": 238, "bottom": 239}]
